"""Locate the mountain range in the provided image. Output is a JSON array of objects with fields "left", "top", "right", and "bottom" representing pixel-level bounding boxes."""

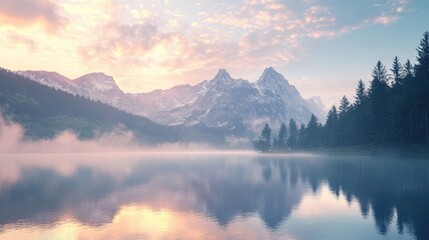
[
  {"left": 18, "top": 67, "right": 325, "bottom": 136},
  {"left": 0, "top": 68, "right": 226, "bottom": 146}
]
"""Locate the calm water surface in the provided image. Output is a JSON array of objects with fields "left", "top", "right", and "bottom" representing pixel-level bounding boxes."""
[{"left": 0, "top": 153, "right": 428, "bottom": 240}]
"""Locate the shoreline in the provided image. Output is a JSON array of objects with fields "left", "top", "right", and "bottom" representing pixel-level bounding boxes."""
[{"left": 258, "top": 144, "right": 429, "bottom": 159}]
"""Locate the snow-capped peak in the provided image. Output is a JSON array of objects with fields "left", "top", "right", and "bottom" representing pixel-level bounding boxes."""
[
  {"left": 75, "top": 72, "right": 114, "bottom": 83},
  {"left": 264, "top": 66, "right": 276, "bottom": 73},
  {"left": 18, "top": 70, "right": 68, "bottom": 80},
  {"left": 74, "top": 72, "right": 119, "bottom": 92},
  {"left": 210, "top": 68, "right": 236, "bottom": 87},
  {"left": 16, "top": 70, "right": 78, "bottom": 93},
  {"left": 256, "top": 67, "right": 290, "bottom": 90},
  {"left": 307, "top": 96, "right": 326, "bottom": 112},
  {"left": 214, "top": 68, "right": 231, "bottom": 79},
  {"left": 19, "top": 67, "right": 327, "bottom": 132}
]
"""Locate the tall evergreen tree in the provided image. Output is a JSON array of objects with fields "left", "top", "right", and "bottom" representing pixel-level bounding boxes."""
[
  {"left": 298, "top": 123, "right": 306, "bottom": 148},
  {"left": 415, "top": 31, "right": 429, "bottom": 77},
  {"left": 339, "top": 96, "right": 350, "bottom": 114},
  {"left": 306, "top": 114, "right": 322, "bottom": 148},
  {"left": 338, "top": 96, "right": 351, "bottom": 147},
  {"left": 390, "top": 57, "right": 404, "bottom": 143},
  {"left": 277, "top": 122, "right": 287, "bottom": 150},
  {"left": 372, "top": 61, "right": 389, "bottom": 83},
  {"left": 288, "top": 119, "right": 298, "bottom": 149},
  {"left": 261, "top": 123, "right": 272, "bottom": 151},
  {"left": 368, "top": 61, "right": 391, "bottom": 144},
  {"left": 391, "top": 56, "right": 403, "bottom": 87},
  {"left": 354, "top": 80, "right": 368, "bottom": 148},
  {"left": 402, "top": 59, "right": 416, "bottom": 143},
  {"left": 355, "top": 80, "right": 367, "bottom": 106},
  {"left": 415, "top": 31, "right": 429, "bottom": 144},
  {"left": 325, "top": 105, "right": 339, "bottom": 147},
  {"left": 403, "top": 60, "right": 414, "bottom": 78}
]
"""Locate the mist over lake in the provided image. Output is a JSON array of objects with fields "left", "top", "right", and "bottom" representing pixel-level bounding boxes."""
[
  {"left": 1, "top": 0, "right": 429, "bottom": 239},
  {"left": 0, "top": 153, "right": 427, "bottom": 240}
]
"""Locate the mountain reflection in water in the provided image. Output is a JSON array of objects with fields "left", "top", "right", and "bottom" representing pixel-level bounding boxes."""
[{"left": 0, "top": 153, "right": 427, "bottom": 240}]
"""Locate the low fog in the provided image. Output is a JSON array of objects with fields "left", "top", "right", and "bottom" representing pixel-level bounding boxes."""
[{"left": 0, "top": 115, "right": 221, "bottom": 153}]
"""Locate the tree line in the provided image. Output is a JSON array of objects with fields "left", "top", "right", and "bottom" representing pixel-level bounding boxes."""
[{"left": 254, "top": 31, "right": 429, "bottom": 152}]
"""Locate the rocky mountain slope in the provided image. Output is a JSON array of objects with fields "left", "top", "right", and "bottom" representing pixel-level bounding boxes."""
[{"left": 19, "top": 67, "right": 326, "bottom": 135}]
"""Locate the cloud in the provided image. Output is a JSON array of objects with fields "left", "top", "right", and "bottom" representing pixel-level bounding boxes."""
[
  {"left": 373, "top": 15, "right": 399, "bottom": 25},
  {"left": 78, "top": 22, "right": 196, "bottom": 85},
  {"left": 388, "top": 0, "right": 410, "bottom": 13},
  {"left": 67, "top": 0, "right": 411, "bottom": 94},
  {"left": 0, "top": 0, "right": 67, "bottom": 32},
  {"left": 3, "top": 31, "right": 38, "bottom": 51},
  {"left": 304, "top": 5, "right": 336, "bottom": 27},
  {"left": 76, "top": 7, "right": 245, "bottom": 90},
  {"left": 0, "top": 0, "right": 412, "bottom": 95}
]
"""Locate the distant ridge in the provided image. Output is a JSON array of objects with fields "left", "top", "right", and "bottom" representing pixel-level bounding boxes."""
[{"left": 19, "top": 67, "right": 326, "bottom": 135}]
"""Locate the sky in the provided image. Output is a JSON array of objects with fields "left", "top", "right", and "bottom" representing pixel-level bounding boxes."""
[{"left": 0, "top": 0, "right": 428, "bottom": 107}]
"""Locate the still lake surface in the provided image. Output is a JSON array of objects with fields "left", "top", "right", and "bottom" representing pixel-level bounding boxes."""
[{"left": 0, "top": 152, "right": 428, "bottom": 240}]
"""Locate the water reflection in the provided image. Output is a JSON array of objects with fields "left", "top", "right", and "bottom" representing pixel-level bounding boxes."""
[{"left": 0, "top": 153, "right": 427, "bottom": 239}]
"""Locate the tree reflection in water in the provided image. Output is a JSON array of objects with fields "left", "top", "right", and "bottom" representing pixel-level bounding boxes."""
[{"left": 0, "top": 154, "right": 427, "bottom": 239}]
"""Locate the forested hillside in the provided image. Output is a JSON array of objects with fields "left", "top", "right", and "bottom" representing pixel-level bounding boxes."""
[
  {"left": 255, "top": 31, "right": 429, "bottom": 152},
  {"left": 0, "top": 69, "right": 225, "bottom": 145}
]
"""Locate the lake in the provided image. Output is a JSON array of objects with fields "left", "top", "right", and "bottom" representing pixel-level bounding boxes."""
[{"left": 0, "top": 153, "right": 428, "bottom": 240}]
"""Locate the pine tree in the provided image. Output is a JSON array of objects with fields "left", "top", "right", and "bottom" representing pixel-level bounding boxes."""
[
  {"left": 325, "top": 105, "right": 339, "bottom": 147},
  {"left": 339, "top": 96, "right": 350, "bottom": 113},
  {"left": 277, "top": 122, "right": 287, "bottom": 150},
  {"left": 415, "top": 31, "right": 429, "bottom": 77},
  {"left": 402, "top": 59, "right": 416, "bottom": 143},
  {"left": 298, "top": 123, "right": 306, "bottom": 148},
  {"left": 306, "top": 114, "right": 321, "bottom": 148},
  {"left": 354, "top": 80, "right": 368, "bottom": 149},
  {"left": 391, "top": 56, "right": 403, "bottom": 87},
  {"left": 338, "top": 96, "right": 350, "bottom": 147},
  {"left": 391, "top": 57, "right": 404, "bottom": 144},
  {"left": 369, "top": 61, "right": 391, "bottom": 144},
  {"left": 403, "top": 60, "right": 414, "bottom": 78},
  {"left": 261, "top": 123, "right": 272, "bottom": 151},
  {"left": 288, "top": 119, "right": 298, "bottom": 149},
  {"left": 355, "top": 80, "right": 367, "bottom": 106},
  {"left": 415, "top": 31, "right": 429, "bottom": 144},
  {"left": 372, "top": 60, "right": 389, "bottom": 83}
]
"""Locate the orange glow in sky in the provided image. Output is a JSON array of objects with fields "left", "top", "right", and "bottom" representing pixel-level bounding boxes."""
[{"left": 1, "top": 0, "right": 428, "bottom": 106}]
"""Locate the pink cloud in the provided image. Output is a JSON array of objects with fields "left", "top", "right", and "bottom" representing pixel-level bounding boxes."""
[
  {"left": 0, "top": 0, "right": 67, "bottom": 32},
  {"left": 60, "top": 0, "right": 409, "bottom": 92},
  {"left": 373, "top": 15, "right": 399, "bottom": 25},
  {"left": 3, "top": 32, "right": 38, "bottom": 51}
]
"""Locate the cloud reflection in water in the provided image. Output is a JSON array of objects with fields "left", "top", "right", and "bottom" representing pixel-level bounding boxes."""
[{"left": 0, "top": 153, "right": 427, "bottom": 240}]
